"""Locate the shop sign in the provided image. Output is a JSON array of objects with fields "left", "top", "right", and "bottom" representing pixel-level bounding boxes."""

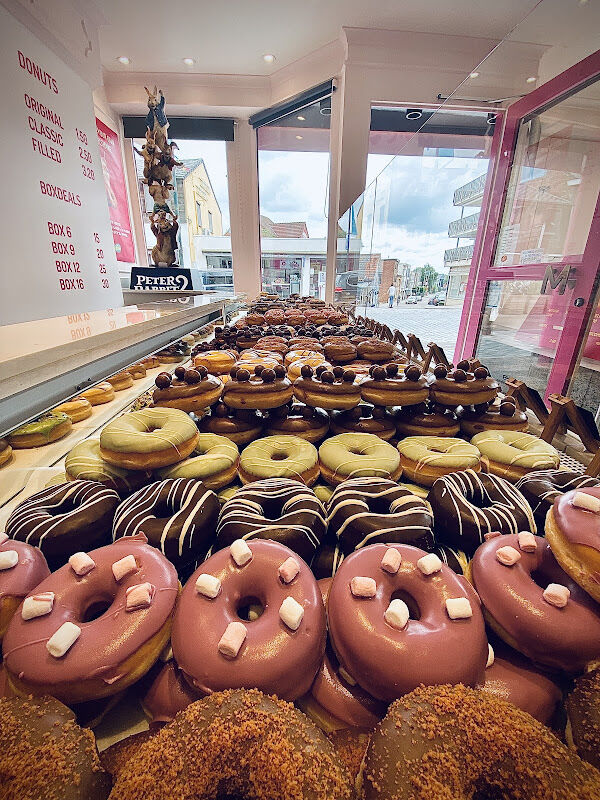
[
  {"left": 540, "top": 265, "right": 575, "bottom": 295},
  {"left": 130, "top": 267, "right": 193, "bottom": 290}
]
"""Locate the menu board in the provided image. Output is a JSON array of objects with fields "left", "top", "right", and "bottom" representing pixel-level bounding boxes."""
[{"left": 0, "top": 5, "right": 123, "bottom": 325}]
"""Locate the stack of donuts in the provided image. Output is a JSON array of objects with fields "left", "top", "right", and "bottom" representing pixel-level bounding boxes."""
[{"left": 2, "top": 297, "right": 600, "bottom": 798}]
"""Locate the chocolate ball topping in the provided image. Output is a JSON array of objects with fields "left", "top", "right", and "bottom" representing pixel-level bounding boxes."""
[
  {"left": 174, "top": 366, "right": 186, "bottom": 380},
  {"left": 184, "top": 369, "right": 200, "bottom": 385},
  {"left": 236, "top": 369, "right": 250, "bottom": 382},
  {"left": 452, "top": 369, "right": 467, "bottom": 383},
  {"left": 155, "top": 372, "right": 171, "bottom": 389},
  {"left": 301, "top": 364, "right": 313, "bottom": 378},
  {"left": 433, "top": 364, "right": 448, "bottom": 379},
  {"left": 405, "top": 365, "right": 422, "bottom": 382},
  {"left": 342, "top": 370, "right": 355, "bottom": 383},
  {"left": 474, "top": 366, "right": 489, "bottom": 380},
  {"left": 321, "top": 370, "right": 334, "bottom": 384}
]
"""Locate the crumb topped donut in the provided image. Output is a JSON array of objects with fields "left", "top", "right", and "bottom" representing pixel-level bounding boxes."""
[
  {"left": 566, "top": 667, "right": 600, "bottom": 769},
  {"left": 472, "top": 430, "right": 560, "bottom": 481},
  {"left": 516, "top": 470, "right": 600, "bottom": 533},
  {"left": 327, "top": 543, "right": 487, "bottom": 701},
  {"left": 172, "top": 540, "right": 326, "bottom": 700},
  {"left": 428, "top": 470, "right": 535, "bottom": 554},
  {"left": 397, "top": 436, "right": 481, "bottom": 487},
  {"left": 319, "top": 433, "right": 401, "bottom": 486},
  {"left": 361, "top": 683, "right": 600, "bottom": 800},
  {"left": 214, "top": 478, "right": 326, "bottom": 562},
  {"left": 110, "top": 689, "right": 352, "bottom": 800},
  {"left": 0, "top": 537, "right": 50, "bottom": 641},
  {"left": 239, "top": 434, "right": 319, "bottom": 485}
]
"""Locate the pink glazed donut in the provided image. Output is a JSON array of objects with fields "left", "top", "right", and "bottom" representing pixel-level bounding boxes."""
[
  {"left": 172, "top": 539, "right": 326, "bottom": 700},
  {"left": 470, "top": 532, "right": 600, "bottom": 673},
  {"left": 0, "top": 535, "right": 50, "bottom": 641},
  {"left": 327, "top": 543, "right": 488, "bottom": 702}
]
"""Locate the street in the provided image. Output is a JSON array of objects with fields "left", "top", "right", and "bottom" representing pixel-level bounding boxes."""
[{"left": 360, "top": 301, "right": 463, "bottom": 358}]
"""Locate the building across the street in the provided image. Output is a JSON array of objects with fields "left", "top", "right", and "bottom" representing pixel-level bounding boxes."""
[{"left": 445, "top": 172, "right": 486, "bottom": 305}]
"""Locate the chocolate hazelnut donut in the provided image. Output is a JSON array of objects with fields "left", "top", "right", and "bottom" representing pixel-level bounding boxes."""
[
  {"left": 110, "top": 689, "right": 352, "bottom": 800},
  {"left": 152, "top": 368, "right": 222, "bottom": 413},
  {"left": 360, "top": 364, "right": 429, "bottom": 407},
  {"left": 326, "top": 478, "right": 435, "bottom": 554},
  {"left": 428, "top": 364, "right": 499, "bottom": 407},
  {"left": 5, "top": 481, "right": 120, "bottom": 569},
  {"left": 172, "top": 540, "right": 326, "bottom": 700},
  {"left": 428, "top": 470, "right": 536, "bottom": 554},
  {"left": 112, "top": 478, "right": 220, "bottom": 571},
  {"left": 223, "top": 365, "right": 293, "bottom": 410},
  {"left": 293, "top": 365, "right": 361, "bottom": 411},
  {"left": 361, "top": 683, "right": 600, "bottom": 800},
  {"left": 323, "top": 341, "right": 357, "bottom": 364},
  {"left": 566, "top": 667, "right": 600, "bottom": 769},
  {"left": 330, "top": 404, "right": 396, "bottom": 440},
  {"left": 0, "top": 695, "right": 111, "bottom": 800},
  {"left": 395, "top": 402, "right": 459, "bottom": 437},
  {"left": 356, "top": 339, "right": 396, "bottom": 362},
  {"left": 214, "top": 477, "right": 326, "bottom": 562},
  {"left": 515, "top": 469, "right": 600, "bottom": 533},
  {"left": 458, "top": 396, "right": 528, "bottom": 436},
  {"left": 197, "top": 402, "right": 263, "bottom": 446},
  {"left": 265, "top": 402, "right": 330, "bottom": 443}
]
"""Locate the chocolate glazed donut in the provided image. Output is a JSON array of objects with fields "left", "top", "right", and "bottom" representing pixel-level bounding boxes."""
[
  {"left": 214, "top": 478, "right": 327, "bottom": 563},
  {"left": 515, "top": 469, "right": 600, "bottom": 534},
  {"left": 112, "top": 479, "right": 220, "bottom": 572},
  {"left": 428, "top": 469, "right": 536, "bottom": 555},
  {"left": 5, "top": 481, "right": 120, "bottom": 569}
]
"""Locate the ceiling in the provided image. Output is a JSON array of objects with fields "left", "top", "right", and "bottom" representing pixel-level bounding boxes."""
[{"left": 97, "top": 0, "right": 548, "bottom": 77}]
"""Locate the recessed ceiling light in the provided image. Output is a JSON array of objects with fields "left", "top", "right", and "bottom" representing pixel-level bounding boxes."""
[
  {"left": 469, "top": 71, "right": 479, "bottom": 79},
  {"left": 182, "top": 57, "right": 195, "bottom": 66},
  {"left": 297, "top": 115, "right": 305, "bottom": 121},
  {"left": 117, "top": 56, "right": 130, "bottom": 65},
  {"left": 295, "top": 135, "right": 303, "bottom": 140},
  {"left": 526, "top": 76, "right": 537, "bottom": 83},
  {"left": 263, "top": 54, "right": 275, "bottom": 63},
  {"left": 578, "top": 0, "right": 589, "bottom": 5}
]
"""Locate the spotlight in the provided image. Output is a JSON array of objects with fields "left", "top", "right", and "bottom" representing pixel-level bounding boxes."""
[
  {"left": 182, "top": 58, "right": 195, "bottom": 66},
  {"left": 406, "top": 108, "right": 423, "bottom": 120},
  {"left": 263, "top": 54, "right": 275, "bottom": 63},
  {"left": 117, "top": 56, "right": 130, "bottom": 65},
  {"left": 470, "top": 71, "right": 480, "bottom": 78}
]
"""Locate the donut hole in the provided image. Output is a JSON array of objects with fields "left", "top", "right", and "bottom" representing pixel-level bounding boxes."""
[
  {"left": 530, "top": 568, "right": 553, "bottom": 592},
  {"left": 390, "top": 589, "right": 421, "bottom": 620},
  {"left": 348, "top": 448, "right": 364, "bottom": 455},
  {"left": 82, "top": 596, "right": 114, "bottom": 622},
  {"left": 271, "top": 451, "right": 289, "bottom": 462},
  {"left": 236, "top": 596, "right": 265, "bottom": 622}
]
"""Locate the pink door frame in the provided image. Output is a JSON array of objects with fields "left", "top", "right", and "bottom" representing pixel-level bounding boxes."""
[{"left": 455, "top": 49, "right": 600, "bottom": 401}]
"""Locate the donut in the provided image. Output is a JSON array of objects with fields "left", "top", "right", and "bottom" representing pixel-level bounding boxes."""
[
  {"left": 109, "top": 689, "right": 352, "bottom": 800},
  {"left": 360, "top": 364, "right": 429, "bottom": 407},
  {"left": 126, "top": 363, "right": 147, "bottom": 380},
  {"left": 477, "top": 639, "right": 562, "bottom": 725},
  {"left": 222, "top": 365, "right": 293, "bottom": 410},
  {"left": 8, "top": 412, "right": 72, "bottom": 449},
  {"left": 52, "top": 396, "right": 93, "bottom": 423},
  {"left": 152, "top": 368, "right": 222, "bottom": 413},
  {"left": 360, "top": 683, "right": 600, "bottom": 800},
  {"left": 546, "top": 486, "right": 600, "bottom": 602},
  {"left": 287, "top": 337, "right": 323, "bottom": 352},
  {"left": 265, "top": 402, "right": 330, "bottom": 443},
  {"left": 428, "top": 470, "right": 536, "bottom": 554},
  {"left": 330, "top": 405, "right": 396, "bottom": 440},
  {"left": 3, "top": 533, "right": 179, "bottom": 703},
  {"left": 428, "top": 364, "right": 499, "bottom": 407},
  {"left": 397, "top": 436, "right": 482, "bottom": 487},
  {"left": 284, "top": 349, "right": 321, "bottom": 367},
  {"left": 395, "top": 402, "right": 459, "bottom": 437},
  {"left": 81, "top": 381, "right": 115, "bottom": 405},
  {"left": 515, "top": 469, "right": 600, "bottom": 533},
  {"left": 319, "top": 433, "right": 401, "bottom": 485},
  {"left": 142, "top": 659, "right": 202, "bottom": 726},
  {"left": 341, "top": 359, "right": 372, "bottom": 377},
  {"left": 141, "top": 355, "right": 161, "bottom": 369},
  {"left": 197, "top": 402, "right": 263, "bottom": 446},
  {"left": 0, "top": 438, "right": 13, "bottom": 467},
  {"left": 65, "top": 438, "right": 151, "bottom": 496},
  {"left": 99, "top": 408, "right": 199, "bottom": 470},
  {"left": 156, "top": 346, "right": 186, "bottom": 363},
  {"left": 327, "top": 543, "right": 487, "bottom": 701},
  {"left": 172, "top": 540, "right": 326, "bottom": 699},
  {"left": 472, "top": 430, "right": 560, "bottom": 481},
  {"left": 566, "top": 667, "right": 600, "bottom": 769},
  {"left": 356, "top": 339, "right": 396, "bottom": 362},
  {"left": 326, "top": 478, "right": 435, "bottom": 554},
  {"left": 0, "top": 537, "right": 50, "bottom": 641},
  {"left": 0, "top": 695, "right": 111, "bottom": 799},
  {"left": 239, "top": 435, "right": 319, "bottom": 485},
  {"left": 5, "top": 481, "right": 120, "bottom": 569},
  {"left": 294, "top": 365, "right": 361, "bottom": 411},
  {"left": 193, "top": 349, "right": 237, "bottom": 375},
  {"left": 112, "top": 478, "right": 220, "bottom": 571},
  {"left": 323, "top": 341, "right": 357, "bottom": 364},
  {"left": 157, "top": 433, "right": 238, "bottom": 489},
  {"left": 469, "top": 532, "right": 600, "bottom": 672},
  {"left": 256, "top": 335, "right": 288, "bottom": 354},
  {"left": 214, "top": 478, "right": 326, "bottom": 562},
  {"left": 458, "top": 397, "right": 528, "bottom": 436},
  {"left": 245, "top": 312, "right": 265, "bottom": 326},
  {"left": 107, "top": 371, "right": 135, "bottom": 391}
]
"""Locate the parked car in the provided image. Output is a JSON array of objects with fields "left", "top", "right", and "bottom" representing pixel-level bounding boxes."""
[
  {"left": 405, "top": 295, "right": 419, "bottom": 304},
  {"left": 428, "top": 293, "right": 446, "bottom": 306}
]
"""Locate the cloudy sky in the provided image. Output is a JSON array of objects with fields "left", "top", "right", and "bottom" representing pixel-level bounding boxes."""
[{"left": 168, "top": 139, "right": 488, "bottom": 274}]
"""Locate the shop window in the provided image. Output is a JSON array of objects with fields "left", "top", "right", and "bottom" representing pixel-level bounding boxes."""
[
  {"left": 132, "top": 139, "right": 233, "bottom": 292},
  {"left": 256, "top": 94, "right": 331, "bottom": 299}
]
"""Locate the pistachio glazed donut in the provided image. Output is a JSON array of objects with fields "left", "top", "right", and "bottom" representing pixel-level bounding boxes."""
[
  {"left": 158, "top": 433, "right": 239, "bottom": 490},
  {"left": 319, "top": 433, "right": 401, "bottom": 486},
  {"left": 397, "top": 435, "right": 481, "bottom": 487},
  {"left": 239, "top": 435, "right": 320, "bottom": 485},
  {"left": 472, "top": 430, "right": 560, "bottom": 481}
]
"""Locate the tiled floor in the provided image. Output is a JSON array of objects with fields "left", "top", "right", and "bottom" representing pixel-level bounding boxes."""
[{"left": 363, "top": 303, "right": 463, "bottom": 357}]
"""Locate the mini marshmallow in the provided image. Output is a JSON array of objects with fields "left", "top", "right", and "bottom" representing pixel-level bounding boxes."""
[
  {"left": 69, "top": 552, "right": 96, "bottom": 576},
  {"left": 278, "top": 557, "right": 300, "bottom": 584},
  {"left": 446, "top": 597, "right": 473, "bottom": 620},
  {"left": 381, "top": 548, "right": 402, "bottom": 574},
  {"left": 572, "top": 491, "right": 600, "bottom": 513},
  {"left": 517, "top": 532, "right": 537, "bottom": 553},
  {"left": 486, "top": 643, "right": 495, "bottom": 668},
  {"left": 496, "top": 546, "right": 521, "bottom": 566},
  {"left": 126, "top": 582, "right": 155, "bottom": 611},
  {"left": 417, "top": 553, "right": 442, "bottom": 576},
  {"left": 195, "top": 573, "right": 221, "bottom": 598},
  {"left": 112, "top": 554, "right": 137, "bottom": 582},
  {"left": 0, "top": 550, "right": 18, "bottom": 570},
  {"left": 46, "top": 621, "right": 81, "bottom": 657},
  {"left": 279, "top": 596, "right": 304, "bottom": 631},
  {"left": 484, "top": 531, "right": 502, "bottom": 541},
  {"left": 384, "top": 598, "right": 410, "bottom": 631},
  {"left": 543, "top": 583, "right": 571, "bottom": 608},
  {"left": 338, "top": 667, "right": 357, "bottom": 686},
  {"left": 230, "top": 539, "right": 252, "bottom": 567},
  {"left": 22, "top": 592, "right": 54, "bottom": 620},
  {"left": 218, "top": 621, "right": 247, "bottom": 658},
  {"left": 0, "top": 532, "right": 8, "bottom": 545},
  {"left": 350, "top": 576, "right": 377, "bottom": 598}
]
